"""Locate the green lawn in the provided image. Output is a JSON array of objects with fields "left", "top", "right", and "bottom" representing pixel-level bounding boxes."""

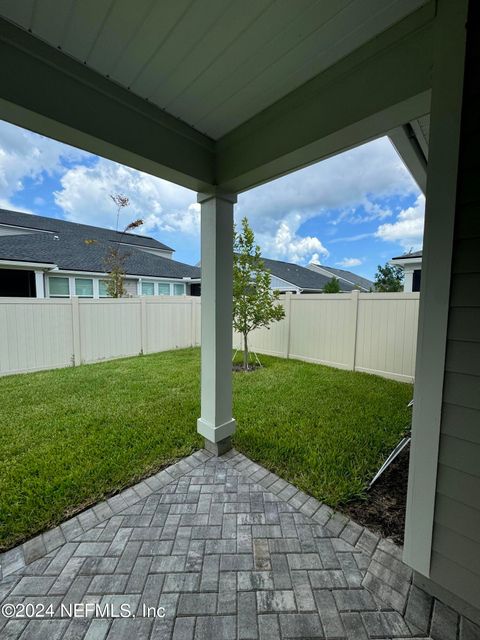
[{"left": 0, "top": 348, "right": 412, "bottom": 551}]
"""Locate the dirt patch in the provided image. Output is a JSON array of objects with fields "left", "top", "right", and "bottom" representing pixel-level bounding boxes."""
[
  {"left": 232, "top": 364, "right": 261, "bottom": 372},
  {"left": 342, "top": 444, "right": 410, "bottom": 546}
]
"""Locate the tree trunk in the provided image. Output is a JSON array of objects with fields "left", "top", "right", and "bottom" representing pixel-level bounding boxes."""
[{"left": 243, "top": 332, "right": 249, "bottom": 370}]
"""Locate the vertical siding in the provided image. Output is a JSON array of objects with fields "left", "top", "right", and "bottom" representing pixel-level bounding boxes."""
[{"left": 430, "top": 2, "right": 480, "bottom": 609}]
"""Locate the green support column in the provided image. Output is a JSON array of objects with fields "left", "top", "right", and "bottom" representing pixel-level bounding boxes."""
[{"left": 197, "top": 191, "right": 237, "bottom": 455}]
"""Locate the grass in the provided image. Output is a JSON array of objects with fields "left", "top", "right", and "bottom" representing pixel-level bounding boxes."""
[{"left": 0, "top": 348, "right": 412, "bottom": 551}]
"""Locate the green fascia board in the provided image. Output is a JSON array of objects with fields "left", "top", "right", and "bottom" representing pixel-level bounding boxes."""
[{"left": 0, "top": 18, "right": 215, "bottom": 192}]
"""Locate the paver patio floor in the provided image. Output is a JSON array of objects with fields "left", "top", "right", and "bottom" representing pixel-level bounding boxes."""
[{"left": 0, "top": 449, "right": 425, "bottom": 640}]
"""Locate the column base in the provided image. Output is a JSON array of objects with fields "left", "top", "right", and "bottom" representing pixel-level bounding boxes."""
[
  {"left": 197, "top": 417, "right": 236, "bottom": 442},
  {"left": 204, "top": 436, "right": 232, "bottom": 456}
]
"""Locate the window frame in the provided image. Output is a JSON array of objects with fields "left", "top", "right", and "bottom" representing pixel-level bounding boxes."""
[
  {"left": 48, "top": 276, "right": 70, "bottom": 298},
  {"left": 74, "top": 277, "right": 94, "bottom": 298},
  {"left": 98, "top": 280, "right": 111, "bottom": 298},
  {"left": 141, "top": 281, "right": 155, "bottom": 296},
  {"left": 157, "top": 282, "right": 171, "bottom": 296}
]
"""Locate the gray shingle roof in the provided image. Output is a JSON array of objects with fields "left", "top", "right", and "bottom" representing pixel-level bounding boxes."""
[
  {"left": 309, "top": 264, "right": 374, "bottom": 291},
  {"left": 0, "top": 210, "right": 200, "bottom": 280},
  {"left": 0, "top": 209, "right": 173, "bottom": 251},
  {"left": 262, "top": 257, "right": 356, "bottom": 291}
]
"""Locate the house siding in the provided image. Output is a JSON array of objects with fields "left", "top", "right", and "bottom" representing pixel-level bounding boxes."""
[
  {"left": 429, "top": 2, "right": 480, "bottom": 610},
  {"left": 124, "top": 278, "right": 138, "bottom": 297}
]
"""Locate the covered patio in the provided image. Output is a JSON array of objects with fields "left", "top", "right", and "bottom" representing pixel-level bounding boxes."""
[{"left": 0, "top": 0, "right": 478, "bottom": 637}]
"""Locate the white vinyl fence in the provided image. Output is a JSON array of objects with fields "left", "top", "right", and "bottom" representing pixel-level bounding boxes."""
[
  {"left": 234, "top": 291, "right": 420, "bottom": 382},
  {"left": 0, "top": 292, "right": 419, "bottom": 381},
  {"left": 0, "top": 296, "right": 201, "bottom": 376}
]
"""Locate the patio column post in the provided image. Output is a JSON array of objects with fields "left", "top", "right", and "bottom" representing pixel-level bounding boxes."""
[{"left": 197, "top": 190, "right": 237, "bottom": 455}]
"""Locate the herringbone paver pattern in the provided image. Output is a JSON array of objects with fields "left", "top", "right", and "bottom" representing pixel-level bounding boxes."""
[{"left": 0, "top": 451, "right": 428, "bottom": 639}]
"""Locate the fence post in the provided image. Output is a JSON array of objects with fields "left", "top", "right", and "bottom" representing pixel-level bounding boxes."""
[
  {"left": 191, "top": 297, "right": 196, "bottom": 347},
  {"left": 140, "top": 297, "right": 147, "bottom": 354},
  {"left": 71, "top": 296, "right": 81, "bottom": 366},
  {"left": 284, "top": 292, "right": 293, "bottom": 359},
  {"left": 347, "top": 290, "right": 360, "bottom": 371}
]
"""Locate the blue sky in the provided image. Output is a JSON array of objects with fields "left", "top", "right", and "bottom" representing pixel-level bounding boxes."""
[{"left": 0, "top": 119, "right": 424, "bottom": 280}]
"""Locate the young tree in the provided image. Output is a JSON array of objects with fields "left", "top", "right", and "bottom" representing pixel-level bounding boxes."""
[
  {"left": 374, "top": 262, "right": 404, "bottom": 292},
  {"left": 233, "top": 217, "right": 285, "bottom": 370},
  {"left": 323, "top": 276, "right": 341, "bottom": 293},
  {"left": 104, "top": 195, "right": 143, "bottom": 298}
]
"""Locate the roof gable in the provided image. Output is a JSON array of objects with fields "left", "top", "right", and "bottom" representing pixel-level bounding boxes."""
[{"left": 262, "top": 257, "right": 356, "bottom": 292}]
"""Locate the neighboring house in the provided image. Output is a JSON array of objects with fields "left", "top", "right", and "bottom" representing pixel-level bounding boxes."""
[
  {"left": 261, "top": 257, "right": 362, "bottom": 293},
  {"left": 390, "top": 250, "right": 422, "bottom": 292},
  {"left": 307, "top": 263, "right": 374, "bottom": 292},
  {"left": 0, "top": 209, "right": 200, "bottom": 298}
]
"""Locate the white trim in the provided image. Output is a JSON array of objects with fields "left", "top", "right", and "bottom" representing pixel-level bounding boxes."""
[
  {"left": 390, "top": 256, "right": 422, "bottom": 267},
  {"left": 0, "top": 260, "right": 57, "bottom": 270},
  {"left": 46, "top": 274, "right": 70, "bottom": 298},
  {"left": 403, "top": 0, "right": 469, "bottom": 577},
  {"left": 388, "top": 124, "right": 427, "bottom": 193},
  {"left": 73, "top": 277, "right": 94, "bottom": 298},
  {"left": 48, "top": 268, "right": 189, "bottom": 283},
  {"left": 0, "top": 223, "right": 55, "bottom": 235},
  {"left": 118, "top": 241, "right": 174, "bottom": 257},
  {"left": 34, "top": 271, "right": 45, "bottom": 298},
  {"left": 197, "top": 418, "right": 236, "bottom": 443}
]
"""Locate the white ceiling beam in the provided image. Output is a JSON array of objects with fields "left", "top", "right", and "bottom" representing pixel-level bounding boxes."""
[
  {"left": 216, "top": 2, "right": 435, "bottom": 193},
  {"left": 0, "top": 18, "right": 216, "bottom": 192}
]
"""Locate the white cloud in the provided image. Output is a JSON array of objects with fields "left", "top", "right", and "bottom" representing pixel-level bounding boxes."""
[
  {"left": 0, "top": 121, "right": 89, "bottom": 207},
  {"left": 336, "top": 257, "right": 363, "bottom": 267},
  {"left": 238, "top": 136, "right": 417, "bottom": 231},
  {"left": 375, "top": 194, "right": 425, "bottom": 249},
  {"left": 54, "top": 159, "right": 198, "bottom": 235},
  {"left": 253, "top": 217, "right": 329, "bottom": 264},
  {"left": 237, "top": 135, "right": 419, "bottom": 262},
  {"left": 0, "top": 119, "right": 421, "bottom": 266}
]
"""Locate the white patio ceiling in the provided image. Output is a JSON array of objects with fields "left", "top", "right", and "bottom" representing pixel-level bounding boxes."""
[{"left": 0, "top": 0, "right": 427, "bottom": 140}]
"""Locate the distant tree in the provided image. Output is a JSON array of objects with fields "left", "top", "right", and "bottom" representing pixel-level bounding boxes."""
[
  {"left": 374, "top": 263, "right": 404, "bottom": 292},
  {"left": 233, "top": 217, "right": 285, "bottom": 371},
  {"left": 111, "top": 193, "right": 130, "bottom": 231},
  {"left": 323, "top": 277, "right": 341, "bottom": 293},
  {"left": 104, "top": 195, "right": 143, "bottom": 298}
]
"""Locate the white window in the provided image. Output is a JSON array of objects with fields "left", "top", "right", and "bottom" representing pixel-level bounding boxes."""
[
  {"left": 75, "top": 278, "right": 93, "bottom": 297},
  {"left": 173, "top": 283, "right": 185, "bottom": 296},
  {"left": 99, "top": 280, "right": 111, "bottom": 297},
  {"left": 141, "top": 281, "right": 155, "bottom": 296},
  {"left": 48, "top": 276, "right": 69, "bottom": 297},
  {"left": 158, "top": 283, "right": 170, "bottom": 296}
]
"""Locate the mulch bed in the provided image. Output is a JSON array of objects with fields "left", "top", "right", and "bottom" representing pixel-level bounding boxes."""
[
  {"left": 342, "top": 444, "right": 410, "bottom": 546},
  {"left": 232, "top": 364, "right": 261, "bottom": 372}
]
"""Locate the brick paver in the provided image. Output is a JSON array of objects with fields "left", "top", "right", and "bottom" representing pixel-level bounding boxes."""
[{"left": 0, "top": 450, "right": 431, "bottom": 639}]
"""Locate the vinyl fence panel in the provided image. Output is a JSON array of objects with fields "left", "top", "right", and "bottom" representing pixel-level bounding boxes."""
[
  {"left": 0, "top": 298, "right": 73, "bottom": 375},
  {"left": 0, "top": 293, "right": 419, "bottom": 381},
  {"left": 0, "top": 296, "right": 201, "bottom": 376},
  {"left": 242, "top": 292, "right": 420, "bottom": 382}
]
